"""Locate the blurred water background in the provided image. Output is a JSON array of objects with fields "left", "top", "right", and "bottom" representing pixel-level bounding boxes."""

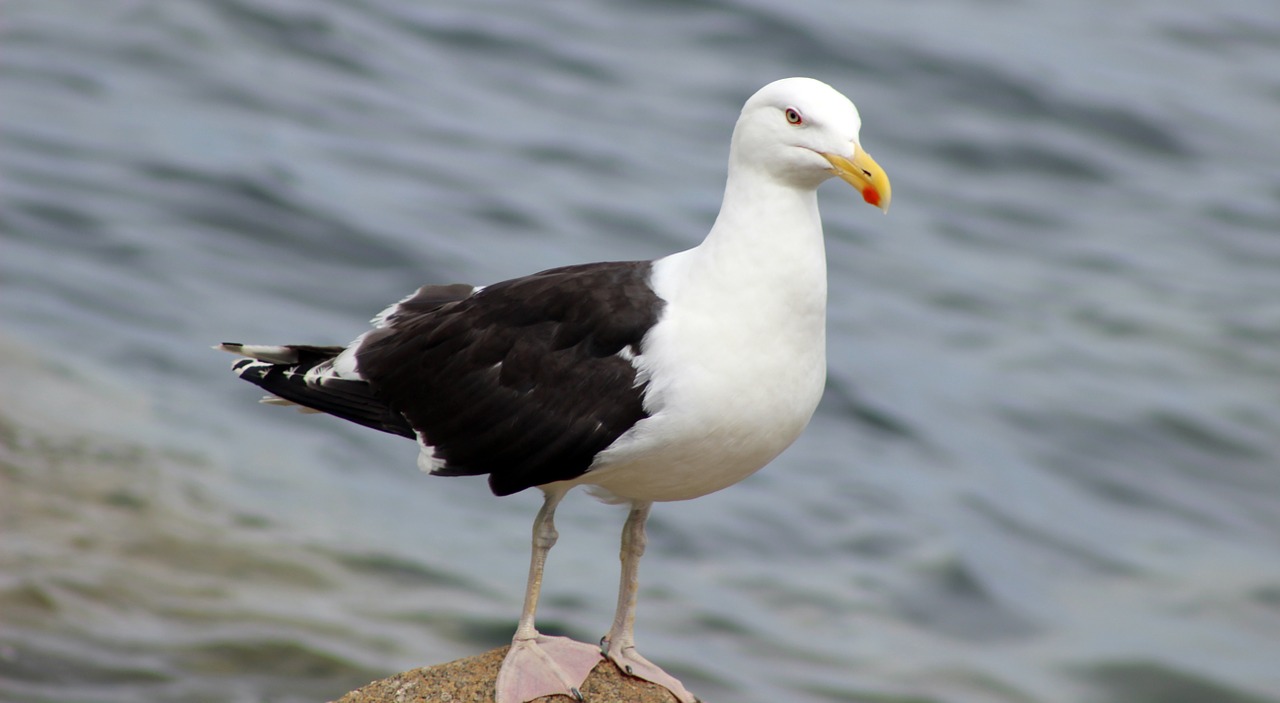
[{"left": 3, "top": 1, "right": 1280, "bottom": 702}]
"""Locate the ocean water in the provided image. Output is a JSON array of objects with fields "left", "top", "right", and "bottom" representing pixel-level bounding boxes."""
[{"left": 3, "top": 1, "right": 1280, "bottom": 702}]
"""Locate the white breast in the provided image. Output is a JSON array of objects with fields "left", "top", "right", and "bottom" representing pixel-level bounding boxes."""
[{"left": 583, "top": 193, "right": 829, "bottom": 503}]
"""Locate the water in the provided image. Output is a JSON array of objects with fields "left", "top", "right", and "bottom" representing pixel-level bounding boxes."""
[{"left": 3, "top": 0, "right": 1280, "bottom": 701}]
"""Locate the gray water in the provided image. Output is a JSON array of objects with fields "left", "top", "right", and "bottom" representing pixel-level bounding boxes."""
[{"left": 3, "top": 1, "right": 1280, "bottom": 702}]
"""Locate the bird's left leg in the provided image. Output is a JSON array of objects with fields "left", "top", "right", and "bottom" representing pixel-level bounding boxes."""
[
  {"left": 496, "top": 487, "right": 602, "bottom": 703},
  {"left": 601, "top": 500, "right": 698, "bottom": 703}
]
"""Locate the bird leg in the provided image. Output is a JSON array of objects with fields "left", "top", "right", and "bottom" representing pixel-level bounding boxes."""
[
  {"left": 496, "top": 488, "right": 602, "bottom": 703},
  {"left": 601, "top": 501, "right": 699, "bottom": 703}
]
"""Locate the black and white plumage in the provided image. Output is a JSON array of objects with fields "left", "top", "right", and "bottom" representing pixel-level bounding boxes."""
[
  {"left": 219, "top": 77, "right": 890, "bottom": 703},
  {"left": 230, "top": 262, "right": 662, "bottom": 496}
]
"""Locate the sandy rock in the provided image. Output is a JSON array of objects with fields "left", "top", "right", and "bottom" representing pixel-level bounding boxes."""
[{"left": 332, "top": 646, "right": 686, "bottom": 703}]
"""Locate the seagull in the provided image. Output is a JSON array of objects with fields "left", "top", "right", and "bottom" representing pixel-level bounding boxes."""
[{"left": 218, "top": 76, "right": 890, "bottom": 703}]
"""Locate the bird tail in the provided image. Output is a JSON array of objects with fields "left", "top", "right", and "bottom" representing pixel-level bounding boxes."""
[{"left": 216, "top": 342, "right": 415, "bottom": 439}]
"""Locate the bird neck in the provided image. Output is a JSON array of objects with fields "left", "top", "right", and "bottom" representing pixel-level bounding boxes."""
[
  {"left": 695, "top": 167, "right": 828, "bottom": 291},
  {"left": 645, "top": 166, "right": 829, "bottom": 341}
]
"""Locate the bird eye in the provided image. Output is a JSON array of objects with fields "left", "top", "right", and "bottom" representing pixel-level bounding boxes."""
[{"left": 785, "top": 107, "right": 803, "bottom": 125}]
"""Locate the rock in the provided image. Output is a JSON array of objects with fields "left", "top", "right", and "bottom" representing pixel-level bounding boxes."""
[{"left": 332, "top": 646, "right": 686, "bottom": 703}]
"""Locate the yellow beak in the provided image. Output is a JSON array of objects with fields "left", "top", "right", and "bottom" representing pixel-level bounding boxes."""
[{"left": 822, "top": 147, "right": 891, "bottom": 213}]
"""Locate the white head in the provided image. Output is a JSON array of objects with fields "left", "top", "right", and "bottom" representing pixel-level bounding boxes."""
[{"left": 730, "top": 77, "right": 890, "bottom": 211}]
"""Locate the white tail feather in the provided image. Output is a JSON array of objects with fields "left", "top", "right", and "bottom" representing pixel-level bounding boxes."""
[
  {"left": 215, "top": 343, "right": 299, "bottom": 364},
  {"left": 259, "top": 395, "right": 323, "bottom": 413}
]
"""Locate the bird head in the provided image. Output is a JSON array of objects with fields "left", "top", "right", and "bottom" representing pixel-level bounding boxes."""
[{"left": 732, "top": 77, "right": 891, "bottom": 212}]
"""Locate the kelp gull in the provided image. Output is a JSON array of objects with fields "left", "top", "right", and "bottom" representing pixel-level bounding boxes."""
[{"left": 219, "top": 77, "right": 890, "bottom": 703}]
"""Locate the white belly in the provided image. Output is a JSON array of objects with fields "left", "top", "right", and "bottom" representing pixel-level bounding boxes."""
[{"left": 583, "top": 249, "right": 827, "bottom": 503}]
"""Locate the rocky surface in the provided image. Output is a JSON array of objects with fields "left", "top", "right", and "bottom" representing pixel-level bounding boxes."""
[{"left": 332, "top": 646, "right": 686, "bottom": 703}]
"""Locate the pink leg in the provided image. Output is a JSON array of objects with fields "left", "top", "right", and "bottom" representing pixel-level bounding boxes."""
[
  {"left": 495, "top": 489, "right": 602, "bottom": 703},
  {"left": 601, "top": 501, "right": 699, "bottom": 703}
]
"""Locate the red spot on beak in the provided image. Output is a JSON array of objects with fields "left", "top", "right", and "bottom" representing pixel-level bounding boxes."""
[{"left": 861, "top": 186, "right": 881, "bottom": 207}]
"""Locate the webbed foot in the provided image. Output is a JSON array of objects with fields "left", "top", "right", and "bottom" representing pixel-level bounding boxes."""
[{"left": 496, "top": 634, "right": 603, "bottom": 703}]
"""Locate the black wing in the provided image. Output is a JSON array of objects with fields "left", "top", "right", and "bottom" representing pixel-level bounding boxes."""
[{"left": 356, "top": 261, "right": 664, "bottom": 496}]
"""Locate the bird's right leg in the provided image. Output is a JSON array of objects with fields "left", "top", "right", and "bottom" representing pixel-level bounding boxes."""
[
  {"left": 600, "top": 501, "right": 698, "bottom": 703},
  {"left": 495, "top": 488, "right": 602, "bottom": 703}
]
